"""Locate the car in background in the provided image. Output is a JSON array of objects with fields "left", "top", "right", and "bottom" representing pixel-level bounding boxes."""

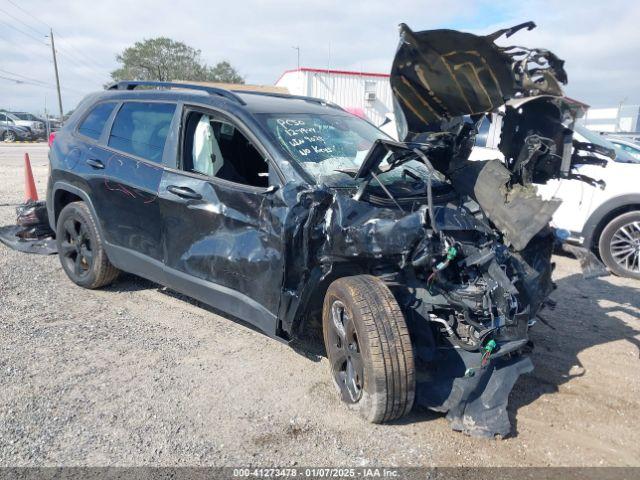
[
  {"left": 47, "top": 117, "right": 63, "bottom": 132},
  {"left": 608, "top": 137, "right": 640, "bottom": 161},
  {"left": 6, "top": 111, "right": 47, "bottom": 139},
  {"left": 1, "top": 112, "right": 35, "bottom": 139},
  {"left": 0, "top": 123, "right": 32, "bottom": 142},
  {"left": 471, "top": 117, "right": 640, "bottom": 279}
]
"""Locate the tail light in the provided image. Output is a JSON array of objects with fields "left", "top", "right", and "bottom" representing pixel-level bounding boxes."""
[{"left": 48, "top": 132, "right": 56, "bottom": 147}]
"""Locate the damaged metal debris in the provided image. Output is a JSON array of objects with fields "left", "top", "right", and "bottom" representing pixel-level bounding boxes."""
[
  {"left": 2, "top": 22, "right": 613, "bottom": 439},
  {"left": 0, "top": 200, "right": 56, "bottom": 255},
  {"left": 284, "top": 22, "right": 607, "bottom": 437}
]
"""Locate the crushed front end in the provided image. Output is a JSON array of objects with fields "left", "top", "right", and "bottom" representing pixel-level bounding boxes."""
[
  {"left": 378, "top": 21, "right": 607, "bottom": 436},
  {"left": 277, "top": 22, "right": 610, "bottom": 437}
]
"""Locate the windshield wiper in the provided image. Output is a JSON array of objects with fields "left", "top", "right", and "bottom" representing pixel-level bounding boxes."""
[
  {"left": 333, "top": 168, "right": 358, "bottom": 177},
  {"left": 369, "top": 171, "right": 403, "bottom": 210}
]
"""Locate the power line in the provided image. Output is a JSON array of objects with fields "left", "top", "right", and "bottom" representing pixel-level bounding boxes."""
[
  {"left": 0, "top": 16, "right": 47, "bottom": 45},
  {"left": 54, "top": 45, "right": 108, "bottom": 79},
  {"left": 0, "top": 37, "right": 51, "bottom": 70},
  {"left": 0, "top": 73, "right": 82, "bottom": 95},
  {"left": 4, "top": 0, "right": 50, "bottom": 29},
  {"left": 1, "top": 1, "right": 109, "bottom": 83},
  {"left": 55, "top": 36, "right": 112, "bottom": 72},
  {"left": 0, "top": 68, "right": 52, "bottom": 87},
  {"left": 0, "top": 5, "right": 46, "bottom": 37},
  {"left": 0, "top": 73, "right": 49, "bottom": 87},
  {"left": 53, "top": 52, "right": 107, "bottom": 84},
  {"left": 0, "top": 1, "right": 91, "bottom": 108},
  {"left": 0, "top": 72, "right": 84, "bottom": 95},
  {"left": 2, "top": 0, "right": 111, "bottom": 73},
  {"left": 0, "top": 21, "right": 54, "bottom": 67},
  {"left": 0, "top": 23, "right": 106, "bottom": 86}
]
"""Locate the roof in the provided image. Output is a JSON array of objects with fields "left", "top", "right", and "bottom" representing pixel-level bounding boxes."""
[
  {"left": 98, "top": 82, "right": 347, "bottom": 116},
  {"left": 175, "top": 80, "right": 289, "bottom": 94},
  {"left": 236, "top": 91, "right": 347, "bottom": 115},
  {"left": 276, "top": 67, "right": 390, "bottom": 84}
]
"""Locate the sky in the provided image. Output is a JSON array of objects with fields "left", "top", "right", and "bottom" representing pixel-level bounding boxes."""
[{"left": 1, "top": 0, "right": 639, "bottom": 115}]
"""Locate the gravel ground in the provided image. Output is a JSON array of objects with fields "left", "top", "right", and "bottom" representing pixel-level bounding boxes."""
[{"left": 0, "top": 143, "right": 639, "bottom": 467}]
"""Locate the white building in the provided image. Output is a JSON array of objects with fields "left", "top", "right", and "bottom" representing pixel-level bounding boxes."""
[
  {"left": 275, "top": 67, "right": 393, "bottom": 127},
  {"left": 581, "top": 104, "right": 640, "bottom": 133}
]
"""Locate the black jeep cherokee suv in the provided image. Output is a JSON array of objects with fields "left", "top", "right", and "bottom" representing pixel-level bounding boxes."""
[{"left": 47, "top": 24, "right": 601, "bottom": 437}]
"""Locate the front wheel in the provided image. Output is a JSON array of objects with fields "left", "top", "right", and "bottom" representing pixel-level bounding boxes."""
[
  {"left": 322, "top": 275, "right": 415, "bottom": 423},
  {"left": 56, "top": 201, "right": 120, "bottom": 288},
  {"left": 598, "top": 211, "right": 640, "bottom": 279}
]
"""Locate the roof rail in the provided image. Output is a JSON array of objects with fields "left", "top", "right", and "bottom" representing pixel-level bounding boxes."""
[
  {"left": 106, "top": 81, "right": 246, "bottom": 105},
  {"left": 234, "top": 89, "right": 343, "bottom": 110}
]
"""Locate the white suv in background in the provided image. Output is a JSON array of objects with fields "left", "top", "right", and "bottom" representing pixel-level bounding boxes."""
[
  {"left": 471, "top": 117, "right": 640, "bottom": 279},
  {"left": 608, "top": 137, "right": 640, "bottom": 161}
]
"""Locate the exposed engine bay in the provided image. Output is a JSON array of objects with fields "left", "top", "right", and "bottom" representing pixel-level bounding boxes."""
[{"left": 279, "top": 22, "right": 610, "bottom": 437}]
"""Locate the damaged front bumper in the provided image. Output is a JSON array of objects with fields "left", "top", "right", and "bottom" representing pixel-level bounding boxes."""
[
  {"left": 416, "top": 346, "right": 533, "bottom": 438},
  {"left": 283, "top": 21, "right": 612, "bottom": 437}
]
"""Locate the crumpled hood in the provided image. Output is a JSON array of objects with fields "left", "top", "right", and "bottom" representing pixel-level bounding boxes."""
[{"left": 390, "top": 22, "right": 568, "bottom": 140}]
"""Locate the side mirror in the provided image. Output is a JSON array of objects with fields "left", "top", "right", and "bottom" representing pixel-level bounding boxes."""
[{"left": 264, "top": 185, "right": 279, "bottom": 194}]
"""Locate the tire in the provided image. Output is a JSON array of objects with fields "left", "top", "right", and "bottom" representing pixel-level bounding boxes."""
[
  {"left": 322, "top": 275, "right": 415, "bottom": 423},
  {"left": 598, "top": 210, "right": 640, "bottom": 279},
  {"left": 3, "top": 130, "right": 16, "bottom": 142},
  {"left": 56, "top": 201, "right": 120, "bottom": 288}
]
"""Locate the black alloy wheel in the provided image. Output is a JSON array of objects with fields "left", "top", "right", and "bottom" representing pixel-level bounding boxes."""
[
  {"left": 326, "top": 299, "right": 364, "bottom": 403},
  {"left": 56, "top": 202, "right": 119, "bottom": 288},
  {"left": 59, "top": 215, "right": 93, "bottom": 280},
  {"left": 322, "top": 275, "right": 415, "bottom": 423}
]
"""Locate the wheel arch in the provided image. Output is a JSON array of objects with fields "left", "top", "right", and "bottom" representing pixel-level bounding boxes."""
[
  {"left": 581, "top": 194, "right": 640, "bottom": 250},
  {"left": 50, "top": 183, "right": 105, "bottom": 240},
  {"left": 287, "top": 263, "right": 371, "bottom": 339}
]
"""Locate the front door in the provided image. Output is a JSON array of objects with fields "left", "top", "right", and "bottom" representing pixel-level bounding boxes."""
[{"left": 159, "top": 108, "right": 285, "bottom": 336}]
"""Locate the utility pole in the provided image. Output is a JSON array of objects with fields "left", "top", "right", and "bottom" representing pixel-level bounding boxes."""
[
  {"left": 292, "top": 45, "right": 300, "bottom": 71},
  {"left": 44, "top": 97, "right": 50, "bottom": 139},
  {"left": 49, "top": 29, "right": 63, "bottom": 121}
]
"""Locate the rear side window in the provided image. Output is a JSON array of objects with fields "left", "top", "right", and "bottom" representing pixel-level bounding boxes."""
[
  {"left": 108, "top": 102, "right": 176, "bottom": 163},
  {"left": 78, "top": 102, "right": 117, "bottom": 140}
]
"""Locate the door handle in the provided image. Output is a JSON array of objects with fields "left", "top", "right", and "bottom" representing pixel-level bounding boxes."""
[
  {"left": 167, "top": 185, "right": 202, "bottom": 200},
  {"left": 86, "top": 158, "right": 104, "bottom": 169}
]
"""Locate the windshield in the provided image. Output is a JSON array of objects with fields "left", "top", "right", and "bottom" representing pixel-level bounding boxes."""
[
  {"left": 573, "top": 124, "right": 637, "bottom": 163},
  {"left": 256, "top": 112, "right": 392, "bottom": 185}
]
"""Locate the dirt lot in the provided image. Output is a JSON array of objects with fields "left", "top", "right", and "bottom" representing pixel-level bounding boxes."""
[{"left": 0, "top": 143, "right": 639, "bottom": 467}]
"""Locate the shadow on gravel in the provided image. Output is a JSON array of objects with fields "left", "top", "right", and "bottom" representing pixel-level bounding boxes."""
[
  {"left": 103, "top": 272, "right": 269, "bottom": 337},
  {"left": 290, "top": 332, "right": 325, "bottom": 363},
  {"left": 101, "top": 269, "right": 640, "bottom": 437},
  {"left": 508, "top": 273, "right": 640, "bottom": 435},
  {"left": 104, "top": 273, "right": 157, "bottom": 292}
]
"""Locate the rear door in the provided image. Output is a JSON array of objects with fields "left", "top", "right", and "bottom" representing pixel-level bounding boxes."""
[
  {"left": 159, "top": 106, "right": 285, "bottom": 336},
  {"left": 82, "top": 101, "right": 178, "bottom": 277}
]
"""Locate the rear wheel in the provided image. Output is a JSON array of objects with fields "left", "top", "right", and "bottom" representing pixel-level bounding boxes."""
[
  {"left": 598, "top": 211, "right": 640, "bottom": 279},
  {"left": 322, "top": 275, "right": 415, "bottom": 423},
  {"left": 3, "top": 130, "right": 16, "bottom": 142},
  {"left": 56, "top": 201, "right": 119, "bottom": 288}
]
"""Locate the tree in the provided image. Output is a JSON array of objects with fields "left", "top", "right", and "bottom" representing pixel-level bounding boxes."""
[
  {"left": 110, "top": 37, "right": 244, "bottom": 84},
  {"left": 207, "top": 60, "right": 244, "bottom": 84}
]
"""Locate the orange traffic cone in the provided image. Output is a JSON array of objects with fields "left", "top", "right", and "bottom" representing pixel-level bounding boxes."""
[{"left": 24, "top": 152, "right": 38, "bottom": 202}]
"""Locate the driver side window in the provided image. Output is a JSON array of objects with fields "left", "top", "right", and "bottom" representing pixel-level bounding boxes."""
[{"left": 182, "top": 111, "right": 270, "bottom": 188}]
